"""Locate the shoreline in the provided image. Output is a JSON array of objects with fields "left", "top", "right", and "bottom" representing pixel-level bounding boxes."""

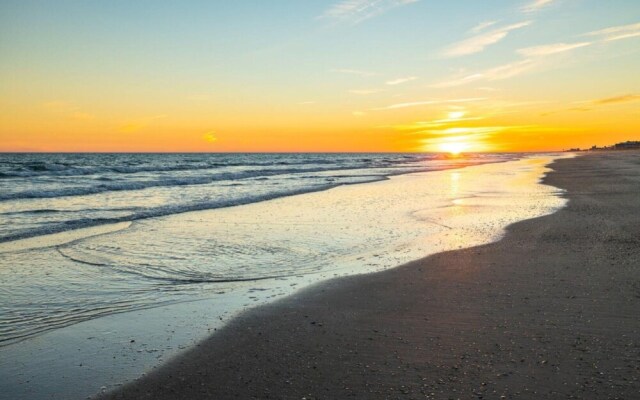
[{"left": 104, "top": 151, "right": 640, "bottom": 399}]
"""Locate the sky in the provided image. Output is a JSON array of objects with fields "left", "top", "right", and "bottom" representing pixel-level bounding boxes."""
[{"left": 0, "top": 0, "right": 639, "bottom": 152}]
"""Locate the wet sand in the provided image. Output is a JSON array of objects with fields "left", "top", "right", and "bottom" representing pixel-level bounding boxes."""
[{"left": 104, "top": 151, "right": 640, "bottom": 399}]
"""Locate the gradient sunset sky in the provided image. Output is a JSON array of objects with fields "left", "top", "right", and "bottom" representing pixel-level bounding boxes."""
[{"left": 1, "top": 0, "right": 639, "bottom": 152}]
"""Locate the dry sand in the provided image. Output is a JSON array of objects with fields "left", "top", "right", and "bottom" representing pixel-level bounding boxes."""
[{"left": 104, "top": 151, "right": 640, "bottom": 399}]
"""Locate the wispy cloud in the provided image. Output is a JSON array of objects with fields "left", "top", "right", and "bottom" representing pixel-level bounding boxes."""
[
  {"left": 486, "top": 59, "right": 537, "bottom": 79},
  {"left": 348, "top": 89, "right": 381, "bottom": 95},
  {"left": 522, "top": 0, "right": 554, "bottom": 13},
  {"left": 443, "top": 21, "right": 531, "bottom": 58},
  {"left": 418, "top": 124, "right": 551, "bottom": 152},
  {"left": 321, "top": 0, "right": 419, "bottom": 24},
  {"left": 420, "top": 127, "right": 503, "bottom": 137},
  {"left": 331, "top": 68, "right": 378, "bottom": 77},
  {"left": 431, "top": 74, "right": 484, "bottom": 88},
  {"left": 477, "top": 87, "right": 500, "bottom": 92},
  {"left": 375, "top": 100, "right": 439, "bottom": 110},
  {"left": 542, "top": 93, "right": 640, "bottom": 116},
  {"left": 513, "top": 22, "right": 639, "bottom": 64},
  {"left": 592, "top": 93, "right": 640, "bottom": 105},
  {"left": 584, "top": 22, "right": 640, "bottom": 42},
  {"left": 432, "top": 59, "right": 536, "bottom": 88},
  {"left": 386, "top": 76, "right": 418, "bottom": 85},
  {"left": 391, "top": 109, "right": 551, "bottom": 151},
  {"left": 418, "top": 128, "right": 502, "bottom": 153},
  {"left": 471, "top": 20, "right": 498, "bottom": 34},
  {"left": 392, "top": 112, "right": 485, "bottom": 131},
  {"left": 374, "top": 97, "right": 486, "bottom": 111},
  {"left": 517, "top": 41, "right": 592, "bottom": 57}
]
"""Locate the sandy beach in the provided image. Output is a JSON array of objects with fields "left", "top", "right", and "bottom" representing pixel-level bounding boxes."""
[{"left": 102, "top": 151, "right": 640, "bottom": 399}]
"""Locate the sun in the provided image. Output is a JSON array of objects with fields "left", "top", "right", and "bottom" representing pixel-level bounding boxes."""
[{"left": 439, "top": 141, "right": 468, "bottom": 155}]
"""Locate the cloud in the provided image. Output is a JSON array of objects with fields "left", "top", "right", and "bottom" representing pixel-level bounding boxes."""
[
  {"left": 477, "top": 87, "right": 500, "bottom": 92},
  {"left": 375, "top": 100, "right": 438, "bottom": 110},
  {"left": 386, "top": 76, "right": 418, "bottom": 85},
  {"left": 448, "top": 111, "right": 466, "bottom": 120},
  {"left": 432, "top": 59, "right": 536, "bottom": 88},
  {"left": 418, "top": 128, "right": 501, "bottom": 153},
  {"left": 443, "top": 21, "right": 531, "bottom": 57},
  {"left": 471, "top": 21, "right": 498, "bottom": 34},
  {"left": 352, "top": 111, "right": 367, "bottom": 117},
  {"left": 299, "top": 101, "right": 317, "bottom": 105},
  {"left": 392, "top": 113, "right": 486, "bottom": 131},
  {"left": 542, "top": 94, "right": 640, "bottom": 115},
  {"left": 374, "top": 97, "right": 486, "bottom": 110},
  {"left": 522, "top": 0, "right": 554, "bottom": 13},
  {"left": 420, "top": 127, "right": 503, "bottom": 137},
  {"left": 331, "top": 68, "right": 378, "bottom": 77},
  {"left": 517, "top": 42, "right": 592, "bottom": 57},
  {"left": 348, "top": 89, "right": 381, "bottom": 95},
  {"left": 431, "top": 74, "right": 484, "bottom": 88},
  {"left": 584, "top": 22, "right": 640, "bottom": 42},
  {"left": 437, "top": 21, "right": 637, "bottom": 89},
  {"left": 203, "top": 132, "right": 217, "bottom": 143},
  {"left": 418, "top": 125, "right": 546, "bottom": 150},
  {"left": 592, "top": 94, "right": 640, "bottom": 105},
  {"left": 321, "top": 0, "right": 419, "bottom": 24},
  {"left": 485, "top": 59, "right": 537, "bottom": 79}
]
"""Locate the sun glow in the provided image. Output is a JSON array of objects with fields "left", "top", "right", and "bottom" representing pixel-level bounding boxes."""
[
  {"left": 448, "top": 111, "right": 466, "bottom": 120},
  {"left": 439, "top": 141, "right": 468, "bottom": 155}
]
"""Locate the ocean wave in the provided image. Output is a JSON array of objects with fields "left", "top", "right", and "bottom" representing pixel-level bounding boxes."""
[
  {"left": 0, "top": 165, "right": 388, "bottom": 201},
  {"left": 0, "top": 178, "right": 388, "bottom": 243},
  {"left": 0, "top": 156, "right": 416, "bottom": 178}
]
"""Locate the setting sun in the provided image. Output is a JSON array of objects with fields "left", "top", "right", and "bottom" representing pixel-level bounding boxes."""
[{"left": 439, "top": 141, "right": 468, "bottom": 155}]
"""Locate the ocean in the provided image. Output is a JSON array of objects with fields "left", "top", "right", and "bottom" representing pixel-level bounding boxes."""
[{"left": 0, "top": 153, "right": 514, "bottom": 243}]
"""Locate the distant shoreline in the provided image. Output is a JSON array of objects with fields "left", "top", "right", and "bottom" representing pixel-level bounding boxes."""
[{"left": 565, "top": 140, "right": 640, "bottom": 152}]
